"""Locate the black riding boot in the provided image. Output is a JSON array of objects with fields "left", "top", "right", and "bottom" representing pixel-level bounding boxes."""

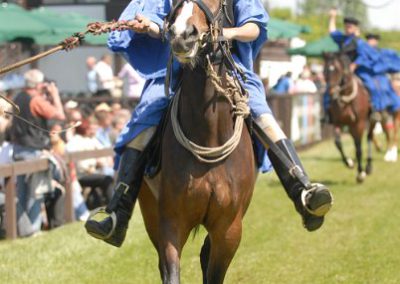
[
  {"left": 85, "top": 148, "right": 144, "bottom": 247},
  {"left": 268, "top": 139, "right": 333, "bottom": 231}
]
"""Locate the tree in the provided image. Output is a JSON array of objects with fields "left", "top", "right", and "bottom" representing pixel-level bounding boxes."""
[{"left": 300, "top": 0, "right": 368, "bottom": 27}]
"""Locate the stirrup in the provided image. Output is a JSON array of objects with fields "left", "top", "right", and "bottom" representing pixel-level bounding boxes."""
[
  {"left": 301, "top": 184, "right": 333, "bottom": 217},
  {"left": 88, "top": 207, "right": 117, "bottom": 240}
]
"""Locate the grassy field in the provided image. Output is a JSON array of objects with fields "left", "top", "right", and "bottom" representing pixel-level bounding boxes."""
[{"left": 1, "top": 137, "right": 400, "bottom": 284}]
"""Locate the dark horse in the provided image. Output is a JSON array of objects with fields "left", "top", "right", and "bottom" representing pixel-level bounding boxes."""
[
  {"left": 323, "top": 52, "right": 375, "bottom": 183},
  {"left": 138, "top": 0, "right": 257, "bottom": 283}
]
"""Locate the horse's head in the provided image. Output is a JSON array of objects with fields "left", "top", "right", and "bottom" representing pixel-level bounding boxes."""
[
  {"left": 166, "top": 0, "right": 222, "bottom": 66},
  {"left": 323, "top": 52, "right": 352, "bottom": 94}
]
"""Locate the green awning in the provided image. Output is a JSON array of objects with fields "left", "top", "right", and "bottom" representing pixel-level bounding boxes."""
[
  {"left": 29, "top": 8, "right": 107, "bottom": 45},
  {"left": 268, "top": 18, "right": 311, "bottom": 40},
  {"left": 288, "top": 36, "right": 339, "bottom": 57},
  {"left": 0, "top": 3, "right": 51, "bottom": 41}
]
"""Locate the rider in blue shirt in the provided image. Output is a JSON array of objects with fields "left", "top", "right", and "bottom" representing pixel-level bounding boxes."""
[
  {"left": 361, "top": 33, "right": 400, "bottom": 115},
  {"left": 85, "top": 0, "right": 333, "bottom": 247},
  {"left": 324, "top": 9, "right": 362, "bottom": 115}
]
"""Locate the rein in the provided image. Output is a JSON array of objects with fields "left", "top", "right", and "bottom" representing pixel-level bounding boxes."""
[
  {"left": 326, "top": 56, "right": 358, "bottom": 104},
  {"left": 171, "top": 57, "right": 249, "bottom": 163}
]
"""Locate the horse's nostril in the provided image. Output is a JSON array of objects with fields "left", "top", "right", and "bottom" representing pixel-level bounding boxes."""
[
  {"left": 169, "top": 25, "right": 177, "bottom": 37},
  {"left": 184, "top": 25, "right": 198, "bottom": 39}
]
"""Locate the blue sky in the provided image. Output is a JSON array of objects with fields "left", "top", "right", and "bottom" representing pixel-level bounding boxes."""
[{"left": 267, "top": 0, "right": 400, "bottom": 30}]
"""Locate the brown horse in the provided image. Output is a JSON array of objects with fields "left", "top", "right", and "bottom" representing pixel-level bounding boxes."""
[
  {"left": 323, "top": 52, "right": 375, "bottom": 183},
  {"left": 138, "top": 1, "right": 257, "bottom": 283}
]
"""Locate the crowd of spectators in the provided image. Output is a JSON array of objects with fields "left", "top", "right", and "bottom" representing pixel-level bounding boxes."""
[
  {"left": 0, "top": 67, "right": 133, "bottom": 238},
  {"left": 270, "top": 65, "right": 324, "bottom": 95}
]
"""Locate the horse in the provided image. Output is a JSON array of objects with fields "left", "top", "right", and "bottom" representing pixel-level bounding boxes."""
[
  {"left": 323, "top": 52, "right": 375, "bottom": 183},
  {"left": 138, "top": 1, "right": 257, "bottom": 283}
]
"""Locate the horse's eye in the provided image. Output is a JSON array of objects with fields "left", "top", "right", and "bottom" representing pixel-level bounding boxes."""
[{"left": 329, "top": 65, "right": 335, "bottom": 71}]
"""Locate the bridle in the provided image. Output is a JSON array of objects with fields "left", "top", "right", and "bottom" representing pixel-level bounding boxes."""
[
  {"left": 325, "top": 53, "right": 357, "bottom": 103},
  {"left": 164, "top": 0, "right": 226, "bottom": 56},
  {"left": 163, "top": 0, "right": 247, "bottom": 95}
]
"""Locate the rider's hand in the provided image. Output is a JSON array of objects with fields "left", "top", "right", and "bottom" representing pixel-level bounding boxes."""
[
  {"left": 223, "top": 28, "right": 236, "bottom": 40},
  {"left": 350, "top": 63, "right": 357, "bottom": 73},
  {"left": 129, "top": 15, "right": 151, "bottom": 33},
  {"left": 329, "top": 8, "right": 337, "bottom": 18}
]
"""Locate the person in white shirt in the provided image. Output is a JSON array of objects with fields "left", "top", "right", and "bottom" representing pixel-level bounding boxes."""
[
  {"left": 94, "top": 54, "right": 115, "bottom": 97},
  {"left": 86, "top": 56, "right": 98, "bottom": 94},
  {"left": 292, "top": 68, "right": 318, "bottom": 94},
  {"left": 118, "top": 63, "right": 145, "bottom": 99}
]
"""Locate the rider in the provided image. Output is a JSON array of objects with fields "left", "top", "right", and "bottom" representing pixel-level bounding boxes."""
[
  {"left": 364, "top": 33, "right": 400, "bottom": 161},
  {"left": 85, "top": 0, "right": 333, "bottom": 247},
  {"left": 323, "top": 9, "right": 363, "bottom": 118}
]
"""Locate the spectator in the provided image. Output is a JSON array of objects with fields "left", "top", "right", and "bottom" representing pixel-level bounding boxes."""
[
  {"left": 111, "top": 102, "right": 122, "bottom": 115},
  {"left": 66, "top": 119, "right": 114, "bottom": 210},
  {"left": 86, "top": 56, "right": 98, "bottom": 95},
  {"left": 94, "top": 54, "right": 115, "bottom": 97},
  {"left": 65, "top": 108, "right": 83, "bottom": 143},
  {"left": 272, "top": 72, "right": 293, "bottom": 95},
  {"left": 94, "top": 103, "right": 113, "bottom": 148},
  {"left": 292, "top": 68, "right": 318, "bottom": 94},
  {"left": 0, "top": 91, "right": 12, "bottom": 144},
  {"left": 311, "top": 71, "right": 325, "bottom": 92},
  {"left": 9, "top": 69, "right": 65, "bottom": 237},
  {"left": 49, "top": 121, "right": 89, "bottom": 223},
  {"left": 118, "top": 62, "right": 145, "bottom": 99}
]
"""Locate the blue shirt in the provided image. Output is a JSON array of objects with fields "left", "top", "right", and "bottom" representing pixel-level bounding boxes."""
[{"left": 272, "top": 76, "right": 291, "bottom": 94}]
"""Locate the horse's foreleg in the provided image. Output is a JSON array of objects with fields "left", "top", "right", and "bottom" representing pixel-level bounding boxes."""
[
  {"left": 206, "top": 216, "right": 242, "bottom": 284},
  {"left": 158, "top": 213, "right": 191, "bottom": 284},
  {"left": 353, "top": 136, "right": 366, "bottom": 183},
  {"left": 334, "top": 126, "right": 354, "bottom": 168},
  {"left": 366, "top": 121, "right": 375, "bottom": 175},
  {"left": 200, "top": 235, "right": 211, "bottom": 284}
]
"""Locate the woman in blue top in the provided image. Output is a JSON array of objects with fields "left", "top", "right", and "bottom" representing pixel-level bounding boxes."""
[{"left": 85, "top": 0, "right": 332, "bottom": 247}]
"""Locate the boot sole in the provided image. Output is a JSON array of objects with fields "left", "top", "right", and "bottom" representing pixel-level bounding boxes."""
[
  {"left": 85, "top": 221, "right": 110, "bottom": 240},
  {"left": 85, "top": 221, "right": 123, "bottom": 247},
  {"left": 307, "top": 188, "right": 333, "bottom": 217}
]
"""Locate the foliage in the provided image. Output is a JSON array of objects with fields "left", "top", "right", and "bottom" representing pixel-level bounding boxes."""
[
  {"left": 1, "top": 137, "right": 400, "bottom": 283},
  {"left": 300, "top": 0, "right": 368, "bottom": 26},
  {"left": 270, "top": 5, "right": 400, "bottom": 52}
]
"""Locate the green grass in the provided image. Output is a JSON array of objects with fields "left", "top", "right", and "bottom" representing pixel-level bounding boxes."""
[{"left": 1, "top": 136, "right": 400, "bottom": 284}]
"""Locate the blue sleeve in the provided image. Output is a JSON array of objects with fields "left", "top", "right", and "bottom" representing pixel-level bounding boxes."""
[
  {"left": 381, "top": 48, "right": 400, "bottom": 73},
  {"left": 234, "top": 0, "right": 269, "bottom": 56},
  {"left": 330, "top": 30, "right": 345, "bottom": 46},
  {"left": 354, "top": 40, "right": 377, "bottom": 69},
  {"left": 107, "top": 0, "right": 169, "bottom": 53},
  {"left": 107, "top": 0, "right": 143, "bottom": 52}
]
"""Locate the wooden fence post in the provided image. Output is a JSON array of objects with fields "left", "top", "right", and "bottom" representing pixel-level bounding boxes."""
[
  {"left": 64, "top": 161, "right": 75, "bottom": 223},
  {"left": 5, "top": 172, "right": 17, "bottom": 240}
]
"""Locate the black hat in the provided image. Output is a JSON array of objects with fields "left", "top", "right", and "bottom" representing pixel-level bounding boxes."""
[
  {"left": 343, "top": 17, "right": 360, "bottom": 26},
  {"left": 365, "top": 33, "right": 381, "bottom": 40}
]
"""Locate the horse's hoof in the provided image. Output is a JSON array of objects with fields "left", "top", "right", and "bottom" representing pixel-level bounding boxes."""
[
  {"left": 384, "top": 147, "right": 398, "bottom": 162},
  {"left": 346, "top": 158, "right": 355, "bottom": 169},
  {"left": 366, "top": 165, "right": 373, "bottom": 175},
  {"left": 356, "top": 171, "right": 367, "bottom": 183}
]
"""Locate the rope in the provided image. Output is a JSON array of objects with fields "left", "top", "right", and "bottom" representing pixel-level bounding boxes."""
[
  {"left": 340, "top": 77, "right": 358, "bottom": 103},
  {"left": 171, "top": 57, "right": 249, "bottom": 163},
  {"left": 0, "top": 94, "right": 80, "bottom": 135}
]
